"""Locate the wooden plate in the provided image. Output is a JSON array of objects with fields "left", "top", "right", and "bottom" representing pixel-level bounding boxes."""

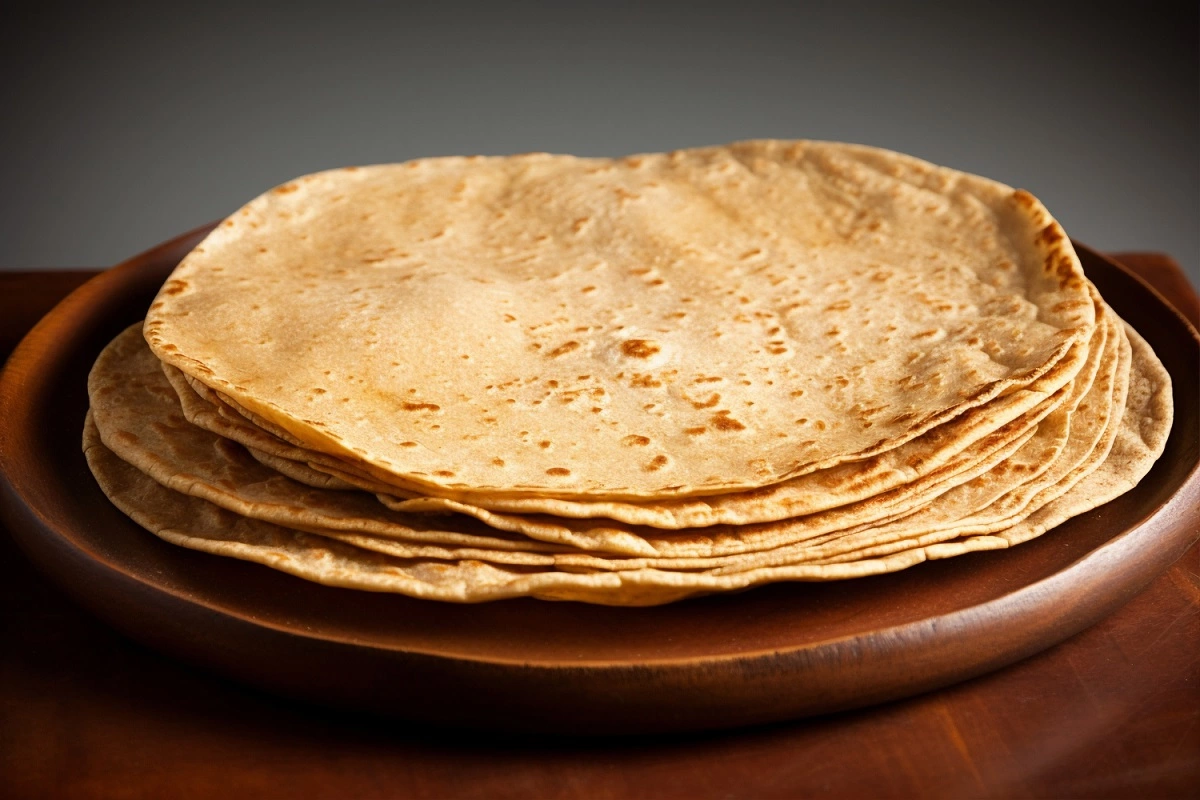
[{"left": 1, "top": 229, "right": 1197, "bottom": 735}]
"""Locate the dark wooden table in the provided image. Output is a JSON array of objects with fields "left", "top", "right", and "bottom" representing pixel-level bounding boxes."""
[{"left": 2, "top": 255, "right": 1197, "bottom": 799}]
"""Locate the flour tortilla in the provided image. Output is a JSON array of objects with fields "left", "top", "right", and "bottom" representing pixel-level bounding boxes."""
[
  {"left": 145, "top": 140, "right": 1094, "bottom": 500},
  {"left": 91, "top": 324, "right": 1053, "bottom": 560},
  {"left": 873, "top": 321, "right": 1172, "bottom": 564},
  {"left": 715, "top": 299, "right": 1127, "bottom": 572},
  {"left": 163, "top": 338, "right": 1085, "bottom": 528},
  {"left": 86, "top": 424, "right": 940, "bottom": 605},
  {"left": 81, "top": 315, "right": 1169, "bottom": 604}
]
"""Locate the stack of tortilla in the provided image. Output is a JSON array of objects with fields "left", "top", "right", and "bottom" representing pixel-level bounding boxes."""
[{"left": 83, "top": 140, "right": 1174, "bottom": 605}]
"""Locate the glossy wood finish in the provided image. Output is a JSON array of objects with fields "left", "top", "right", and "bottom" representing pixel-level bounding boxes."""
[{"left": 1, "top": 249, "right": 1197, "bottom": 796}]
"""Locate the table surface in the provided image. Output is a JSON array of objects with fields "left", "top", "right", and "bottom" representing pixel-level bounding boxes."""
[{"left": 1, "top": 254, "right": 1197, "bottom": 800}]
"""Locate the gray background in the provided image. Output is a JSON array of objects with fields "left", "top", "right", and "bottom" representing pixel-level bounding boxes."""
[{"left": 4, "top": 1, "right": 1197, "bottom": 283}]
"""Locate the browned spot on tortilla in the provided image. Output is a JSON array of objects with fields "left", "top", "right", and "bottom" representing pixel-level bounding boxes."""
[
  {"left": 643, "top": 455, "right": 669, "bottom": 471},
  {"left": 684, "top": 426, "right": 707, "bottom": 435},
  {"left": 1036, "top": 222, "right": 1064, "bottom": 247},
  {"left": 402, "top": 402, "right": 440, "bottom": 411},
  {"left": 1011, "top": 189, "right": 1037, "bottom": 209},
  {"left": 492, "top": 458, "right": 505, "bottom": 466},
  {"left": 434, "top": 470, "right": 455, "bottom": 477},
  {"left": 711, "top": 411, "right": 746, "bottom": 431},
  {"left": 690, "top": 393, "right": 720, "bottom": 409},
  {"left": 825, "top": 300, "right": 852, "bottom": 311},
  {"left": 621, "top": 339, "right": 661, "bottom": 358},
  {"left": 630, "top": 374, "right": 662, "bottom": 388},
  {"left": 622, "top": 435, "right": 651, "bottom": 446},
  {"left": 547, "top": 340, "right": 580, "bottom": 358},
  {"left": 400, "top": 441, "right": 418, "bottom": 447},
  {"left": 162, "top": 280, "right": 188, "bottom": 296},
  {"left": 273, "top": 183, "right": 299, "bottom": 194},
  {"left": 546, "top": 467, "right": 571, "bottom": 477},
  {"left": 114, "top": 430, "right": 140, "bottom": 445}
]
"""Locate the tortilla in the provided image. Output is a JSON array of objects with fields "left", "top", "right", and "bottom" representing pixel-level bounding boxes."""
[
  {"left": 145, "top": 140, "right": 1094, "bottom": 500},
  {"left": 164, "top": 338, "right": 1084, "bottom": 529},
  {"left": 81, "top": 314, "right": 1169, "bottom": 605},
  {"left": 91, "top": 324, "right": 1054, "bottom": 561}
]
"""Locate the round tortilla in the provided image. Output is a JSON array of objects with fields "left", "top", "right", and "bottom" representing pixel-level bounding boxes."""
[
  {"left": 90, "top": 324, "right": 1056, "bottom": 561},
  {"left": 144, "top": 140, "right": 1094, "bottom": 500},
  {"left": 80, "top": 317, "right": 1169, "bottom": 605}
]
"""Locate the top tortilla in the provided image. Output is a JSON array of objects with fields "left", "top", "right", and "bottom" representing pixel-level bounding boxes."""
[{"left": 145, "top": 140, "right": 1094, "bottom": 499}]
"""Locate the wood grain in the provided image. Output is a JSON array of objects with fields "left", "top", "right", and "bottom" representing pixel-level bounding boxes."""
[{"left": 0, "top": 251, "right": 1197, "bottom": 798}]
